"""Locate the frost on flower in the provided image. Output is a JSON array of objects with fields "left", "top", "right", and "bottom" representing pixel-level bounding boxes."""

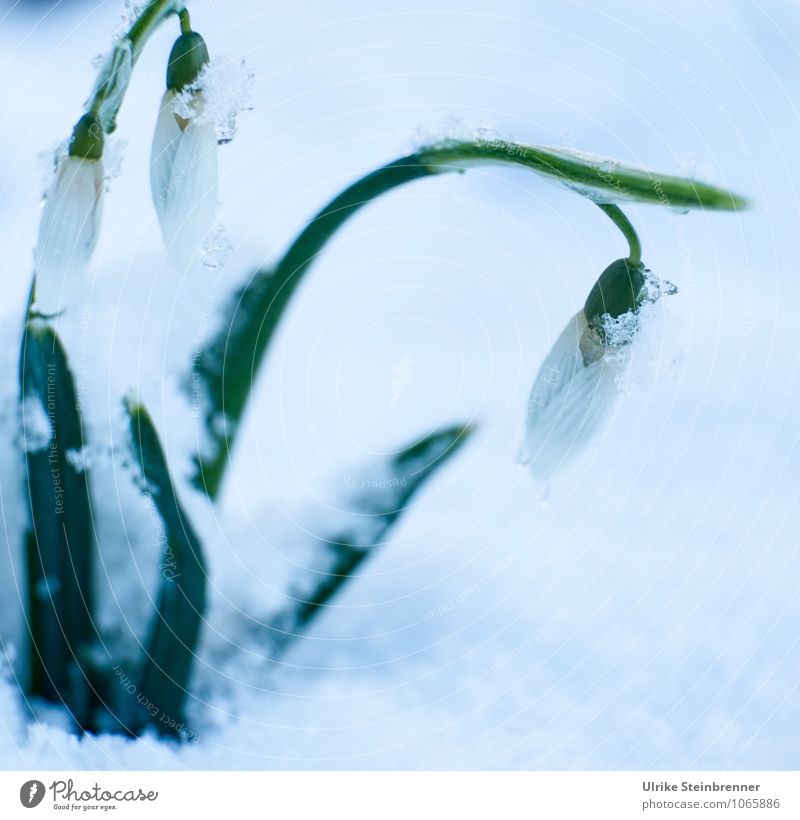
[
  {"left": 33, "top": 114, "right": 104, "bottom": 316},
  {"left": 173, "top": 55, "right": 254, "bottom": 145},
  {"left": 520, "top": 259, "right": 676, "bottom": 482}
]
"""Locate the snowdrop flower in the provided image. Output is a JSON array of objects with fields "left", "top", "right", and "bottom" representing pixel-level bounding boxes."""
[
  {"left": 34, "top": 114, "right": 104, "bottom": 315},
  {"left": 520, "top": 258, "right": 655, "bottom": 481},
  {"left": 150, "top": 29, "right": 217, "bottom": 271},
  {"left": 519, "top": 309, "right": 619, "bottom": 481}
]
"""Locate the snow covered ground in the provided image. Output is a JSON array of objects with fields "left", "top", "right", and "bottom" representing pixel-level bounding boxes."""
[{"left": 1, "top": 0, "right": 799, "bottom": 769}]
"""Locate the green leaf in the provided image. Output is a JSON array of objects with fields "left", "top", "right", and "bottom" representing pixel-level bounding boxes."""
[
  {"left": 191, "top": 156, "right": 436, "bottom": 497},
  {"left": 266, "top": 424, "right": 473, "bottom": 654},
  {"left": 122, "top": 398, "right": 207, "bottom": 737},
  {"left": 19, "top": 319, "right": 97, "bottom": 729}
]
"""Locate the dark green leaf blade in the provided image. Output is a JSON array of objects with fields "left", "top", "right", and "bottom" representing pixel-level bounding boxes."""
[
  {"left": 122, "top": 398, "right": 207, "bottom": 738},
  {"left": 267, "top": 423, "right": 474, "bottom": 654},
  {"left": 19, "top": 319, "right": 97, "bottom": 729}
]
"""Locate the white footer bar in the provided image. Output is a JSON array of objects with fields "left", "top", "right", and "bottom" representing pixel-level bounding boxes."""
[{"left": 2, "top": 771, "right": 797, "bottom": 818}]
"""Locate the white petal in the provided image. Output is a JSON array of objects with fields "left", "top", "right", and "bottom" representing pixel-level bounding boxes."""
[
  {"left": 149, "top": 90, "right": 182, "bottom": 215},
  {"left": 520, "top": 310, "right": 619, "bottom": 481},
  {"left": 150, "top": 93, "right": 218, "bottom": 271},
  {"left": 34, "top": 156, "right": 103, "bottom": 315}
]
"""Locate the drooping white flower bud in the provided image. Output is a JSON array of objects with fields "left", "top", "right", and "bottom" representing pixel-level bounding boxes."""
[
  {"left": 33, "top": 114, "right": 104, "bottom": 316},
  {"left": 520, "top": 258, "right": 671, "bottom": 482},
  {"left": 519, "top": 309, "right": 620, "bottom": 481},
  {"left": 150, "top": 30, "right": 218, "bottom": 271}
]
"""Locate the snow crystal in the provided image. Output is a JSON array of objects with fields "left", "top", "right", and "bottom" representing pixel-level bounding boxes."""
[
  {"left": 601, "top": 309, "right": 641, "bottom": 352},
  {"left": 173, "top": 56, "right": 255, "bottom": 145},
  {"left": 405, "top": 118, "right": 497, "bottom": 154},
  {"left": 20, "top": 394, "right": 52, "bottom": 453},
  {"left": 601, "top": 269, "right": 679, "bottom": 358},
  {"left": 37, "top": 135, "right": 123, "bottom": 201},
  {"left": 119, "top": 1, "right": 148, "bottom": 31},
  {"left": 37, "top": 141, "right": 68, "bottom": 199},
  {"left": 210, "top": 411, "right": 234, "bottom": 439},
  {"left": 603, "top": 290, "right": 684, "bottom": 394},
  {"left": 65, "top": 444, "right": 113, "bottom": 473},
  {"left": 201, "top": 224, "right": 233, "bottom": 270},
  {"left": 101, "top": 138, "right": 127, "bottom": 187}
]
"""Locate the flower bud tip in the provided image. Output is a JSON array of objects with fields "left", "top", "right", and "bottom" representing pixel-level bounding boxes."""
[
  {"left": 166, "top": 31, "right": 209, "bottom": 92},
  {"left": 68, "top": 114, "right": 104, "bottom": 161}
]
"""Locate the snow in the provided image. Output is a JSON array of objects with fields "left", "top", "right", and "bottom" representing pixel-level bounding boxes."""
[
  {"left": 173, "top": 55, "right": 255, "bottom": 145},
  {"left": 20, "top": 394, "right": 52, "bottom": 453},
  {"left": 0, "top": 0, "right": 799, "bottom": 771}
]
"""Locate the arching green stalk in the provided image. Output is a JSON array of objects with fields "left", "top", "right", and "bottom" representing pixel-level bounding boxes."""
[
  {"left": 192, "top": 141, "right": 745, "bottom": 497},
  {"left": 191, "top": 156, "right": 436, "bottom": 497},
  {"left": 417, "top": 139, "right": 747, "bottom": 211}
]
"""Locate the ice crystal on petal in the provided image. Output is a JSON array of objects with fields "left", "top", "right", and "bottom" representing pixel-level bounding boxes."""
[
  {"left": 602, "top": 310, "right": 641, "bottom": 352},
  {"left": 173, "top": 56, "right": 254, "bottom": 144},
  {"left": 643, "top": 270, "right": 678, "bottom": 302},
  {"left": 38, "top": 141, "right": 68, "bottom": 198},
  {"left": 102, "top": 138, "right": 127, "bottom": 186}
]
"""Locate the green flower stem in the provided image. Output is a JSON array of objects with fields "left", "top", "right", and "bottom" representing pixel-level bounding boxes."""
[
  {"left": 126, "top": 0, "right": 182, "bottom": 60},
  {"left": 274, "top": 157, "right": 435, "bottom": 322},
  {"left": 197, "top": 141, "right": 746, "bottom": 497},
  {"left": 178, "top": 7, "right": 193, "bottom": 36},
  {"left": 597, "top": 204, "right": 642, "bottom": 266},
  {"left": 194, "top": 156, "right": 434, "bottom": 497},
  {"left": 85, "top": 0, "right": 182, "bottom": 134},
  {"left": 417, "top": 139, "right": 748, "bottom": 211}
]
